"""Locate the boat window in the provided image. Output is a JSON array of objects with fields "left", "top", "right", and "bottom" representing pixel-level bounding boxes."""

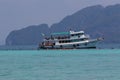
[
  {"left": 59, "top": 41, "right": 62, "bottom": 43},
  {"left": 53, "top": 43, "right": 55, "bottom": 45},
  {"left": 80, "top": 38, "right": 88, "bottom": 41},
  {"left": 71, "top": 34, "right": 74, "bottom": 36},
  {"left": 71, "top": 39, "right": 80, "bottom": 42},
  {"left": 59, "top": 40, "right": 70, "bottom": 43},
  {"left": 71, "top": 33, "right": 84, "bottom": 36},
  {"left": 77, "top": 44, "right": 79, "bottom": 46}
]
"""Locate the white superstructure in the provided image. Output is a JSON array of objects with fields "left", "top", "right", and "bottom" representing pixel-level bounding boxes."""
[{"left": 39, "top": 30, "right": 103, "bottom": 49}]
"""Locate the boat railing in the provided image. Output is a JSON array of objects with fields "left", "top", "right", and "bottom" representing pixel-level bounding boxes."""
[{"left": 44, "top": 36, "right": 70, "bottom": 41}]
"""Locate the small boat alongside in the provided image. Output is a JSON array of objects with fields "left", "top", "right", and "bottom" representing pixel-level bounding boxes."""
[{"left": 39, "top": 30, "right": 103, "bottom": 49}]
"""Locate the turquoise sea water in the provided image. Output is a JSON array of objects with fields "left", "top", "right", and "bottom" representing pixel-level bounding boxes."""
[{"left": 0, "top": 49, "right": 120, "bottom": 80}]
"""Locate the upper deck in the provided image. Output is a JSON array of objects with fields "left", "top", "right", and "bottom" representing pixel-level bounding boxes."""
[
  {"left": 51, "top": 30, "right": 84, "bottom": 35},
  {"left": 70, "top": 30, "right": 84, "bottom": 35},
  {"left": 43, "top": 30, "right": 89, "bottom": 42}
]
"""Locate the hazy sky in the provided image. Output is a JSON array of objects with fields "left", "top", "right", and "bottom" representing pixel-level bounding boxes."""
[{"left": 0, "top": 0, "right": 120, "bottom": 45}]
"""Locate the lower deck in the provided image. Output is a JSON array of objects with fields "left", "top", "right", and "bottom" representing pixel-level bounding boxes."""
[{"left": 39, "top": 39, "right": 98, "bottom": 49}]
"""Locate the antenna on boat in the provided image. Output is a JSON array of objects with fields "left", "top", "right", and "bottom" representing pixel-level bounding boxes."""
[
  {"left": 69, "top": 28, "right": 73, "bottom": 32},
  {"left": 41, "top": 33, "right": 45, "bottom": 37},
  {"left": 69, "top": 28, "right": 74, "bottom": 33}
]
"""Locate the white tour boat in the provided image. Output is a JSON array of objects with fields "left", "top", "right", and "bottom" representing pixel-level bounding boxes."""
[{"left": 39, "top": 30, "right": 103, "bottom": 49}]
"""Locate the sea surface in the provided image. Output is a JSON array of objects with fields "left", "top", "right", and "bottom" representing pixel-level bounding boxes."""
[{"left": 0, "top": 49, "right": 120, "bottom": 80}]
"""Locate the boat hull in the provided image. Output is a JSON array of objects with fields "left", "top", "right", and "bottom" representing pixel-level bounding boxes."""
[{"left": 39, "top": 39, "right": 98, "bottom": 49}]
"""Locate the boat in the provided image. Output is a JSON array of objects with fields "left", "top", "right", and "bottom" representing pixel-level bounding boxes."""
[{"left": 39, "top": 30, "right": 103, "bottom": 49}]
